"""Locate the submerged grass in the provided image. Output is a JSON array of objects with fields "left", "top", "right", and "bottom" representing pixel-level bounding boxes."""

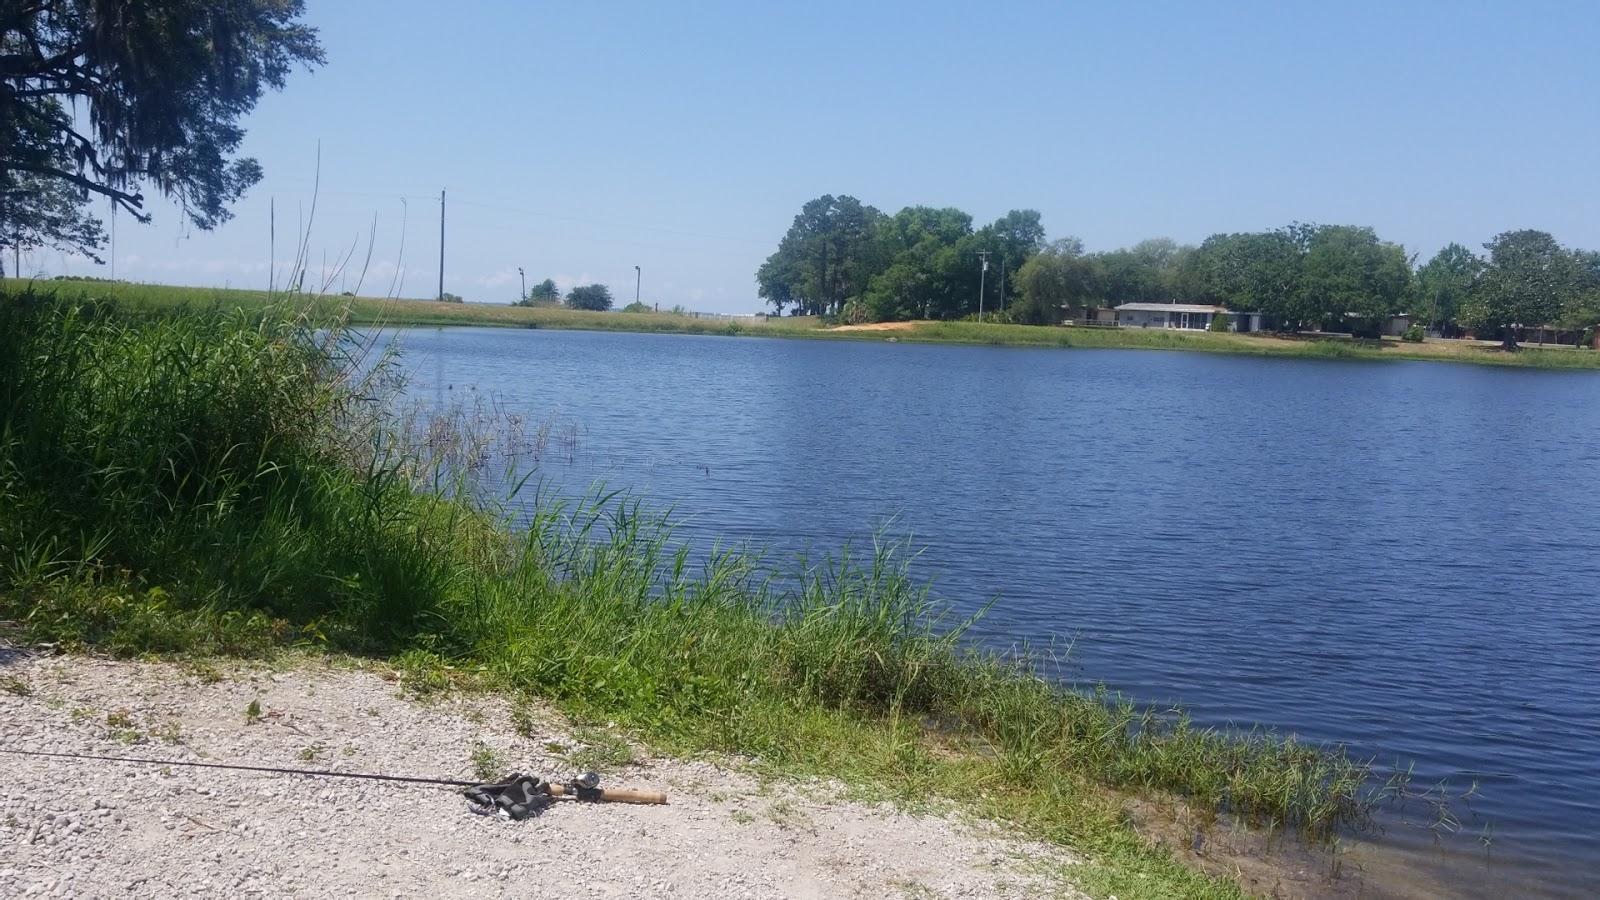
[{"left": 1, "top": 289, "right": 1382, "bottom": 897}]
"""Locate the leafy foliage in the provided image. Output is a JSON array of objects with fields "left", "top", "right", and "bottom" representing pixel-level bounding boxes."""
[
  {"left": 1413, "top": 243, "right": 1483, "bottom": 333},
  {"left": 566, "top": 283, "right": 613, "bottom": 311},
  {"left": 757, "top": 195, "right": 885, "bottom": 317},
  {"left": 1010, "top": 239, "right": 1097, "bottom": 324},
  {"left": 0, "top": 99, "right": 105, "bottom": 270},
  {"left": 524, "top": 278, "right": 561, "bottom": 305},
  {"left": 0, "top": 1, "right": 324, "bottom": 261},
  {"left": 1463, "top": 230, "right": 1583, "bottom": 348}
]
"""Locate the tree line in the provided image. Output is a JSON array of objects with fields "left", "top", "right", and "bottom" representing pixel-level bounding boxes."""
[
  {"left": 757, "top": 195, "right": 1600, "bottom": 348},
  {"left": 511, "top": 279, "right": 619, "bottom": 311}
]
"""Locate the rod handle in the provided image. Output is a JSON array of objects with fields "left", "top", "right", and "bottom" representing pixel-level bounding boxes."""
[{"left": 550, "top": 783, "right": 667, "bottom": 805}]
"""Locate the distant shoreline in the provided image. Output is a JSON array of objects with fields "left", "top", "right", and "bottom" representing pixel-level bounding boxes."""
[{"left": 11, "top": 277, "right": 1600, "bottom": 370}]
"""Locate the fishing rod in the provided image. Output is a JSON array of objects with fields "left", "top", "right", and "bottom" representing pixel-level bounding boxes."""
[{"left": 1, "top": 747, "right": 667, "bottom": 818}]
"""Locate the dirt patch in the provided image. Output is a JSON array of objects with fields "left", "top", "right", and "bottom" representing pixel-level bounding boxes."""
[
  {"left": 0, "top": 651, "right": 1083, "bottom": 899},
  {"left": 827, "top": 320, "right": 928, "bottom": 333}
]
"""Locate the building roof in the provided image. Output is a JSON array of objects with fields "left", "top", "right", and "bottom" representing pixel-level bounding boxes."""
[{"left": 1114, "top": 303, "right": 1228, "bottom": 314}]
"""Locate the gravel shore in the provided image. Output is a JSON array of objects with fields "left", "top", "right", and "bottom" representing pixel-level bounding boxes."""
[{"left": 0, "top": 649, "right": 1084, "bottom": 899}]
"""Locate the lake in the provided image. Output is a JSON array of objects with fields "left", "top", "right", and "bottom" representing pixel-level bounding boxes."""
[{"left": 394, "top": 326, "right": 1600, "bottom": 898}]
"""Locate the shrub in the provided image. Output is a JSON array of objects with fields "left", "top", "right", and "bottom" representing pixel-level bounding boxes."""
[
  {"left": 1401, "top": 323, "right": 1425, "bottom": 342},
  {"left": 1208, "top": 312, "right": 1230, "bottom": 333},
  {"left": 620, "top": 300, "right": 652, "bottom": 313}
]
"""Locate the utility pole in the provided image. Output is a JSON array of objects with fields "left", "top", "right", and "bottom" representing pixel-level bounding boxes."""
[
  {"left": 634, "top": 265, "right": 641, "bottom": 309},
  {"left": 998, "top": 254, "right": 1005, "bottom": 312},
  {"left": 518, "top": 267, "right": 526, "bottom": 304},
  {"left": 437, "top": 189, "right": 446, "bottom": 302},
  {"left": 976, "top": 250, "right": 991, "bottom": 322}
]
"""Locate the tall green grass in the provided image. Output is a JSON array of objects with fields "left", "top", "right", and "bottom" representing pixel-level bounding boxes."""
[{"left": 0, "top": 289, "right": 1382, "bottom": 897}]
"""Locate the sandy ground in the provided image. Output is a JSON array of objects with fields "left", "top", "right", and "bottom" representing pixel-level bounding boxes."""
[
  {"left": 826, "top": 321, "right": 927, "bottom": 332},
  {"left": 0, "top": 649, "right": 1085, "bottom": 899}
]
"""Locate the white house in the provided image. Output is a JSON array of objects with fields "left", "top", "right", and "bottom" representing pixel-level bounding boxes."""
[{"left": 1114, "top": 303, "right": 1262, "bottom": 333}]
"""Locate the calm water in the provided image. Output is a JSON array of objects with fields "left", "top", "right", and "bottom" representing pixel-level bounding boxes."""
[{"left": 396, "top": 327, "right": 1600, "bottom": 897}]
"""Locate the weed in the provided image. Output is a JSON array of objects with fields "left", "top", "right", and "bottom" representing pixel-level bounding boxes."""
[
  {"left": 298, "top": 744, "right": 322, "bottom": 762},
  {"left": 0, "top": 674, "right": 31, "bottom": 696},
  {"left": 562, "top": 727, "right": 636, "bottom": 772},
  {"left": 394, "top": 650, "right": 453, "bottom": 699},
  {"left": 469, "top": 740, "right": 506, "bottom": 782},
  {"left": 765, "top": 798, "right": 808, "bottom": 830},
  {"left": 244, "top": 699, "right": 262, "bottom": 724},
  {"left": 186, "top": 661, "right": 224, "bottom": 684},
  {"left": 730, "top": 809, "right": 754, "bottom": 825},
  {"left": 151, "top": 720, "right": 183, "bottom": 744},
  {"left": 104, "top": 708, "right": 142, "bottom": 742},
  {"left": 510, "top": 705, "right": 538, "bottom": 738}
]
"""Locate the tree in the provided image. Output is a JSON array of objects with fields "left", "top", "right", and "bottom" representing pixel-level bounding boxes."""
[
  {"left": 1413, "top": 243, "right": 1483, "bottom": 333},
  {"left": 863, "top": 206, "right": 975, "bottom": 320},
  {"left": 1090, "top": 238, "right": 1192, "bottom": 306},
  {"left": 1463, "top": 230, "right": 1579, "bottom": 349},
  {"left": 516, "top": 278, "right": 560, "bottom": 307},
  {"left": 756, "top": 195, "right": 885, "bottom": 317},
  {"left": 1010, "top": 238, "right": 1097, "bottom": 324},
  {"left": 0, "top": 98, "right": 104, "bottom": 269},
  {"left": 0, "top": 1, "right": 324, "bottom": 266},
  {"left": 1559, "top": 250, "right": 1600, "bottom": 333},
  {"left": 566, "top": 283, "right": 613, "bottom": 311},
  {"left": 1188, "top": 230, "right": 1309, "bottom": 328},
  {"left": 983, "top": 209, "right": 1046, "bottom": 310},
  {"left": 1300, "top": 225, "right": 1412, "bottom": 336}
]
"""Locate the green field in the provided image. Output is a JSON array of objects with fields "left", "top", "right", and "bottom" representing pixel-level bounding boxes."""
[{"left": 10, "top": 276, "right": 1596, "bottom": 369}]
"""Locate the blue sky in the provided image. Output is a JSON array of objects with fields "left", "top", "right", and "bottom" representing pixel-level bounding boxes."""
[{"left": 30, "top": 0, "right": 1600, "bottom": 312}]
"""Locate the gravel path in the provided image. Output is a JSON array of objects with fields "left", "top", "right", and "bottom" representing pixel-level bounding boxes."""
[{"left": 0, "top": 649, "right": 1084, "bottom": 899}]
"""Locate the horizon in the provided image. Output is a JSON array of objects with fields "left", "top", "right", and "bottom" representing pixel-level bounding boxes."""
[{"left": 18, "top": 0, "right": 1600, "bottom": 314}]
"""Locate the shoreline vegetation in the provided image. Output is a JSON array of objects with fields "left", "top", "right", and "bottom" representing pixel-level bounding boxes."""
[
  {"left": 11, "top": 277, "right": 1600, "bottom": 370},
  {"left": 0, "top": 287, "right": 1404, "bottom": 897}
]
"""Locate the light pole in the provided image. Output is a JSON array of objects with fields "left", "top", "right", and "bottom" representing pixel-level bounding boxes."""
[
  {"left": 518, "top": 267, "right": 525, "bottom": 305},
  {"left": 634, "top": 265, "right": 642, "bottom": 309},
  {"left": 976, "top": 251, "right": 991, "bottom": 322}
]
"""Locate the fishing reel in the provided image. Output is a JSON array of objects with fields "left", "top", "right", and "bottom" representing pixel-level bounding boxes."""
[{"left": 464, "top": 771, "right": 608, "bottom": 820}]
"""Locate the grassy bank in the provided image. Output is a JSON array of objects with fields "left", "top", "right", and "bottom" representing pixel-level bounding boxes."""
[
  {"left": 13, "top": 276, "right": 1600, "bottom": 369},
  {"left": 869, "top": 320, "right": 1600, "bottom": 368},
  {"left": 2, "top": 277, "right": 826, "bottom": 336},
  {"left": 0, "top": 290, "right": 1378, "bottom": 897}
]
